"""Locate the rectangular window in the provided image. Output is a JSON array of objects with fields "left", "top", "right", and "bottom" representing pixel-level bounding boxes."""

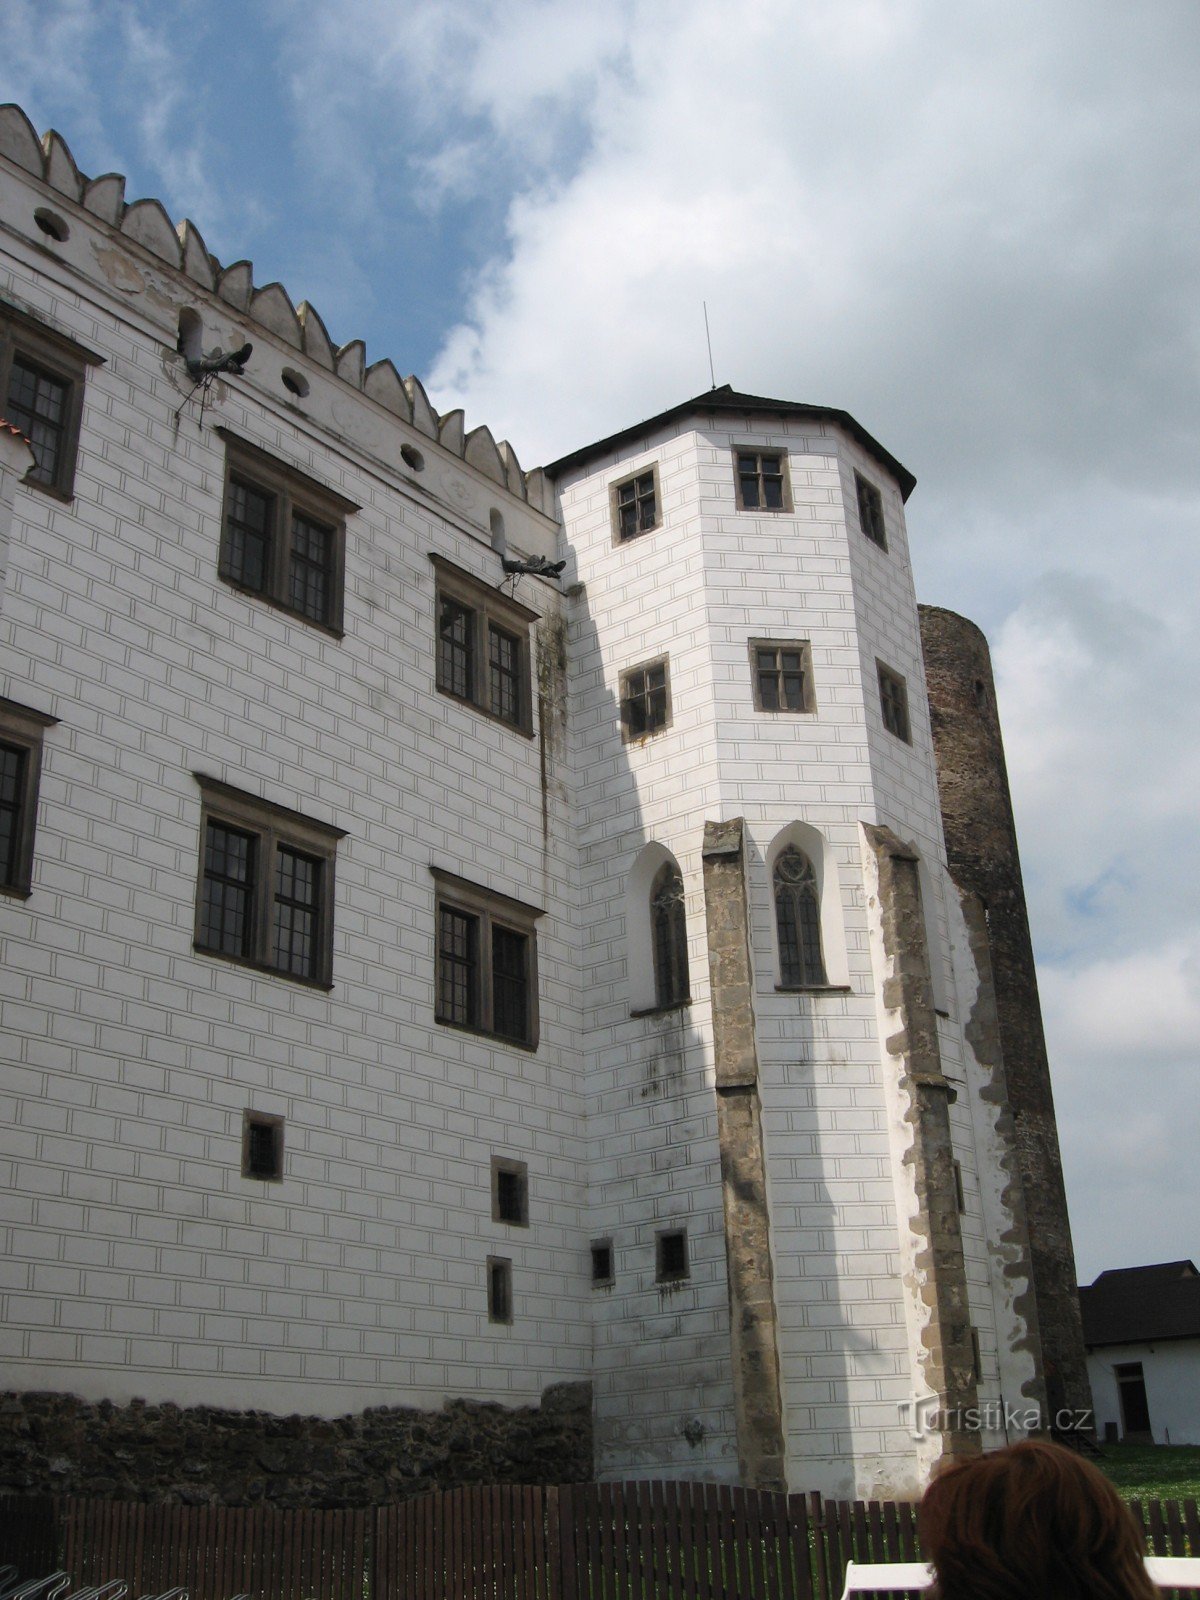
[
  {"left": 733, "top": 449, "right": 790, "bottom": 512},
  {"left": 656, "top": 1228, "right": 689, "bottom": 1284},
  {"left": 591, "top": 1240, "right": 615, "bottom": 1287},
  {"left": 492, "top": 1156, "right": 529, "bottom": 1227},
  {"left": 0, "top": 698, "right": 57, "bottom": 898},
  {"left": 856, "top": 472, "right": 887, "bottom": 549},
  {"left": 611, "top": 465, "right": 660, "bottom": 542},
  {"left": 431, "top": 555, "right": 536, "bottom": 734},
  {"left": 432, "top": 868, "right": 542, "bottom": 1047},
  {"left": 750, "top": 640, "right": 815, "bottom": 713},
  {"left": 878, "top": 662, "right": 912, "bottom": 743},
  {"left": 0, "top": 302, "right": 102, "bottom": 499},
  {"left": 242, "top": 1110, "right": 284, "bottom": 1181},
  {"left": 487, "top": 1256, "right": 513, "bottom": 1324},
  {"left": 620, "top": 657, "right": 671, "bottom": 741},
  {"left": 217, "top": 430, "right": 356, "bottom": 633},
  {"left": 194, "top": 776, "right": 344, "bottom": 986}
]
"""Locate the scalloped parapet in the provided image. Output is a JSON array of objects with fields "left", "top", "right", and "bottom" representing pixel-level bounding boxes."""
[
  {"left": 364, "top": 359, "right": 412, "bottom": 421},
  {"left": 0, "top": 105, "right": 41, "bottom": 177},
  {"left": 121, "top": 198, "right": 182, "bottom": 266},
  {"left": 464, "top": 425, "right": 505, "bottom": 485},
  {"left": 0, "top": 102, "right": 547, "bottom": 511},
  {"left": 42, "top": 131, "right": 83, "bottom": 202},
  {"left": 251, "top": 283, "right": 302, "bottom": 349},
  {"left": 178, "top": 220, "right": 216, "bottom": 291},
  {"left": 83, "top": 173, "right": 125, "bottom": 225},
  {"left": 405, "top": 377, "right": 439, "bottom": 440},
  {"left": 298, "top": 303, "right": 334, "bottom": 370}
]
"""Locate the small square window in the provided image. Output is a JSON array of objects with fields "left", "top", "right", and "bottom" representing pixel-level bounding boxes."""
[
  {"left": 733, "top": 449, "right": 790, "bottom": 512},
  {"left": 433, "top": 868, "right": 542, "bottom": 1048},
  {"left": 0, "top": 302, "right": 101, "bottom": 500},
  {"left": 611, "top": 465, "right": 661, "bottom": 542},
  {"left": 194, "top": 776, "right": 345, "bottom": 987},
  {"left": 242, "top": 1111, "right": 284, "bottom": 1181},
  {"left": 855, "top": 472, "right": 887, "bottom": 549},
  {"left": 750, "top": 640, "right": 815, "bottom": 713},
  {"left": 0, "top": 697, "right": 57, "bottom": 898},
  {"left": 217, "top": 432, "right": 355, "bottom": 633},
  {"left": 620, "top": 657, "right": 671, "bottom": 741},
  {"left": 877, "top": 663, "right": 911, "bottom": 743},
  {"left": 656, "top": 1228, "right": 689, "bottom": 1284},
  {"left": 487, "top": 1255, "right": 513, "bottom": 1324},
  {"left": 431, "top": 555, "right": 536, "bottom": 735},
  {"left": 492, "top": 1156, "right": 529, "bottom": 1226},
  {"left": 591, "top": 1240, "right": 615, "bottom": 1287}
]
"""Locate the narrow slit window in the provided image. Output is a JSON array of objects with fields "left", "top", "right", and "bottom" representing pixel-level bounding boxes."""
[
  {"left": 656, "top": 1229, "right": 689, "bottom": 1283},
  {"left": 488, "top": 1256, "right": 513, "bottom": 1323}
]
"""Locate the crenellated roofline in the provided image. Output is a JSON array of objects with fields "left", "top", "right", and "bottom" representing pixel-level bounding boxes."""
[{"left": 0, "top": 104, "right": 554, "bottom": 515}]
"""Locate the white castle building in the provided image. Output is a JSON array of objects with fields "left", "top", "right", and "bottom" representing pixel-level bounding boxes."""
[{"left": 0, "top": 103, "right": 1088, "bottom": 1502}]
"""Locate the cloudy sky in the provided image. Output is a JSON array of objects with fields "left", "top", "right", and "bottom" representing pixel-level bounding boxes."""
[{"left": 4, "top": 0, "right": 1198, "bottom": 1283}]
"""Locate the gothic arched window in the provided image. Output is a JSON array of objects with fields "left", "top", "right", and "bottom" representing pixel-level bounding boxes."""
[
  {"left": 651, "top": 862, "right": 689, "bottom": 1008},
  {"left": 774, "top": 846, "right": 825, "bottom": 986}
]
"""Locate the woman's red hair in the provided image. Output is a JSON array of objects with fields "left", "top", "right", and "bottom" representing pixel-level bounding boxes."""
[{"left": 918, "top": 1439, "right": 1158, "bottom": 1600}]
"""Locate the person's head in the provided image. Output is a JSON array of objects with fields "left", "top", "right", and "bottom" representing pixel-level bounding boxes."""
[{"left": 918, "top": 1438, "right": 1157, "bottom": 1600}]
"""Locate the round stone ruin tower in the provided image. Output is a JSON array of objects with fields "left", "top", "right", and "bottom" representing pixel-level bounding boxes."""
[{"left": 919, "top": 603, "right": 1093, "bottom": 1429}]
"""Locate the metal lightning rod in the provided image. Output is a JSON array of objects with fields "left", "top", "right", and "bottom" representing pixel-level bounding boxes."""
[{"left": 703, "top": 301, "right": 716, "bottom": 390}]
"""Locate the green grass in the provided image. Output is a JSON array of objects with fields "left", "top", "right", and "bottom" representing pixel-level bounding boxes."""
[{"left": 1094, "top": 1443, "right": 1200, "bottom": 1501}]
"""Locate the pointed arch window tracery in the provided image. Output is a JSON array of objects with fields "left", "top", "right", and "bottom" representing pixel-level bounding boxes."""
[
  {"left": 651, "top": 862, "right": 689, "bottom": 1008},
  {"left": 774, "top": 846, "right": 825, "bottom": 987}
]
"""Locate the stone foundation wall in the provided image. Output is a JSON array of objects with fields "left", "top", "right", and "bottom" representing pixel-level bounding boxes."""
[{"left": 0, "top": 1384, "right": 593, "bottom": 1507}]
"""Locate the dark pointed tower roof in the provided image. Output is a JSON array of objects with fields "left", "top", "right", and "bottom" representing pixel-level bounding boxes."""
[{"left": 544, "top": 384, "right": 916, "bottom": 500}]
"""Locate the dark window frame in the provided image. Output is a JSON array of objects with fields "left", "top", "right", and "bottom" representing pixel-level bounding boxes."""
[
  {"left": 217, "top": 429, "right": 356, "bottom": 636},
  {"left": 773, "top": 845, "right": 827, "bottom": 989},
  {"left": 0, "top": 697, "right": 58, "bottom": 898},
  {"left": 241, "top": 1109, "right": 285, "bottom": 1181},
  {"left": 432, "top": 867, "right": 542, "bottom": 1048},
  {"left": 491, "top": 1154, "right": 530, "bottom": 1227},
  {"left": 732, "top": 447, "right": 791, "bottom": 513},
  {"left": 656, "top": 1228, "right": 690, "bottom": 1284},
  {"left": 487, "top": 1255, "right": 513, "bottom": 1324},
  {"left": 610, "top": 463, "right": 661, "bottom": 543},
  {"left": 650, "top": 860, "right": 690, "bottom": 1010},
  {"left": 0, "top": 300, "right": 102, "bottom": 500},
  {"left": 193, "top": 775, "right": 345, "bottom": 988},
  {"left": 591, "top": 1239, "right": 615, "bottom": 1287},
  {"left": 877, "top": 661, "right": 912, "bottom": 743},
  {"left": 855, "top": 471, "right": 888, "bottom": 550},
  {"left": 431, "top": 554, "right": 537, "bottom": 736},
  {"left": 750, "top": 639, "right": 815, "bottom": 714},
  {"left": 619, "top": 656, "right": 671, "bottom": 742}
]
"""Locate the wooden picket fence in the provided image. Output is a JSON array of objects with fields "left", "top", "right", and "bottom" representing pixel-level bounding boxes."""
[{"left": 1, "top": 1485, "right": 1198, "bottom": 1599}]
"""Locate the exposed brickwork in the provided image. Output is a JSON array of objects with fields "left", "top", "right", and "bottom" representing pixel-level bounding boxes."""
[
  {"left": 0, "top": 1383, "right": 593, "bottom": 1507},
  {"left": 919, "top": 605, "right": 1091, "bottom": 1424},
  {"left": 864, "top": 824, "right": 980, "bottom": 1464},
  {"left": 701, "top": 819, "right": 786, "bottom": 1492}
]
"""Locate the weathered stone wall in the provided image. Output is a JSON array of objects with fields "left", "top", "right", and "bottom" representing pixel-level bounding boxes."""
[
  {"left": 0, "top": 1383, "right": 592, "bottom": 1507},
  {"left": 701, "top": 819, "right": 786, "bottom": 1493},
  {"left": 862, "top": 824, "right": 980, "bottom": 1468},
  {"left": 918, "top": 604, "right": 1092, "bottom": 1424}
]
